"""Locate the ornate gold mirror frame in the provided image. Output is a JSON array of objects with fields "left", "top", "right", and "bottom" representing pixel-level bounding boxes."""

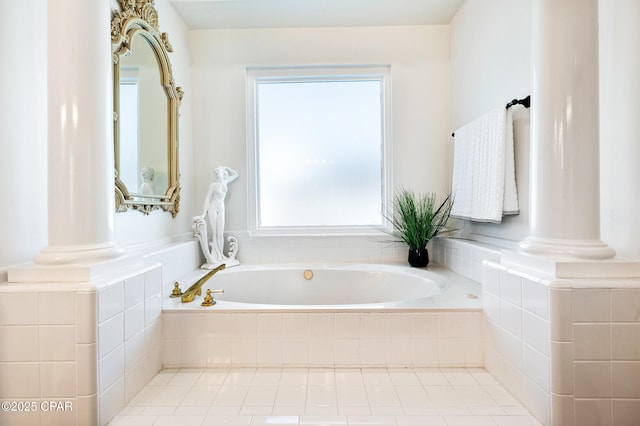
[{"left": 111, "top": 0, "right": 183, "bottom": 216}]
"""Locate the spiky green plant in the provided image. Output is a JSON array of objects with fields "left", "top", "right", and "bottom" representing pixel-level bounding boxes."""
[{"left": 386, "top": 188, "right": 453, "bottom": 250}]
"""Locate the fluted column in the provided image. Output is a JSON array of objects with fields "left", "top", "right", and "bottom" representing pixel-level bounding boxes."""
[
  {"left": 34, "top": 0, "right": 123, "bottom": 264},
  {"left": 519, "top": 0, "right": 615, "bottom": 259}
]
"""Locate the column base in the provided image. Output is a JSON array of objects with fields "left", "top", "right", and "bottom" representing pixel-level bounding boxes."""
[
  {"left": 503, "top": 247, "right": 640, "bottom": 279},
  {"left": 519, "top": 236, "right": 616, "bottom": 260},
  {"left": 33, "top": 242, "right": 125, "bottom": 266}
]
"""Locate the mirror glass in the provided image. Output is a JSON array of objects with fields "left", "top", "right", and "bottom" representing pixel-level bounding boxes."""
[
  {"left": 118, "top": 34, "right": 169, "bottom": 197},
  {"left": 112, "top": 0, "right": 182, "bottom": 216}
]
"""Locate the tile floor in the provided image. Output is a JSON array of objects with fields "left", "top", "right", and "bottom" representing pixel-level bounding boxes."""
[{"left": 107, "top": 367, "right": 542, "bottom": 426}]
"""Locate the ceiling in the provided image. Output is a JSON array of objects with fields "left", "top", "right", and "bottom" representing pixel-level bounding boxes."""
[{"left": 168, "top": 0, "right": 466, "bottom": 30}]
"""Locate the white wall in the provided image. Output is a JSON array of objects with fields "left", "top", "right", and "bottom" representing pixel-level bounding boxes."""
[
  {"left": 113, "top": 0, "right": 196, "bottom": 247},
  {"left": 599, "top": 0, "right": 640, "bottom": 260},
  {"left": 189, "top": 26, "right": 451, "bottom": 241},
  {"left": 0, "top": 0, "right": 48, "bottom": 277},
  {"left": 449, "top": 0, "right": 532, "bottom": 246}
]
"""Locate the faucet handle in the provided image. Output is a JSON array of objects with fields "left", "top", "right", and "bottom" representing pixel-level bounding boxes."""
[
  {"left": 201, "top": 289, "right": 224, "bottom": 307},
  {"left": 169, "top": 282, "right": 183, "bottom": 298}
]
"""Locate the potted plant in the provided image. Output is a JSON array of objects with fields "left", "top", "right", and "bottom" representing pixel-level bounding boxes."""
[{"left": 385, "top": 188, "right": 453, "bottom": 267}]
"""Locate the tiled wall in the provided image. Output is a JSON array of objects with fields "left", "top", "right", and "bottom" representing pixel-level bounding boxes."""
[
  {"left": 483, "top": 258, "right": 640, "bottom": 426},
  {"left": 96, "top": 264, "right": 163, "bottom": 426},
  {"left": 0, "top": 285, "right": 96, "bottom": 426},
  {"left": 162, "top": 310, "right": 484, "bottom": 368},
  {"left": 97, "top": 240, "right": 202, "bottom": 425},
  {"left": 481, "top": 260, "right": 552, "bottom": 425},
  {"left": 554, "top": 286, "right": 640, "bottom": 426}
]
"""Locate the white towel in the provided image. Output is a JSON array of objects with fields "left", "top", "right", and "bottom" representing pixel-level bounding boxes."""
[{"left": 451, "top": 106, "right": 519, "bottom": 223}]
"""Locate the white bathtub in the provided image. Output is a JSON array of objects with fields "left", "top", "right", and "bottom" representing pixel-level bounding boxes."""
[{"left": 163, "top": 263, "right": 482, "bottom": 311}]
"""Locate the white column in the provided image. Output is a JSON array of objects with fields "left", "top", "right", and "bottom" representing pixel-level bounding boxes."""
[
  {"left": 34, "top": 0, "right": 123, "bottom": 265},
  {"left": 519, "top": 0, "right": 615, "bottom": 259}
]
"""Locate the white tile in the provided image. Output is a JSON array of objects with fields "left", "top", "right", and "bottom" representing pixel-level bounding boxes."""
[
  {"left": 144, "top": 267, "right": 162, "bottom": 298},
  {"left": 124, "top": 331, "right": 145, "bottom": 371},
  {"left": 203, "top": 415, "right": 252, "bottom": 425},
  {"left": 257, "top": 338, "right": 283, "bottom": 365},
  {"left": 282, "top": 314, "right": 308, "bottom": 338},
  {"left": 257, "top": 314, "right": 282, "bottom": 338},
  {"left": 482, "top": 263, "right": 501, "bottom": 297},
  {"left": 276, "top": 384, "right": 308, "bottom": 406},
  {"left": 548, "top": 288, "right": 572, "bottom": 342},
  {"left": 99, "top": 345, "right": 124, "bottom": 394},
  {"left": 573, "top": 324, "right": 611, "bottom": 360},
  {"left": 361, "top": 339, "right": 387, "bottom": 366},
  {"left": 424, "top": 386, "right": 463, "bottom": 406},
  {"left": 612, "top": 399, "right": 640, "bottom": 426},
  {"left": 365, "top": 385, "right": 400, "bottom": 406},
  {"left": 612, "top": 324, "right": 640, "bottom": 360},
  {"left": 388, "top": 368, "right": 420, "bottom": 385},
  {"left": 249, "top": 416, "right": 300, "bottom": 426},
  {"left": 2, "top": 362, "right": 40, "bottom": 398},
  {"left": 500, "top": 300, "right": 522, "bottom": 339},
  {"left": 612, "top": 361, "right": 640, "bottom": 398},
  {"left": 125, "top": 361, "right": 149, "bottom": 403},
  {"left": 99, "top": 281, "right": 124, "bottom": 323},
  {"left": 550, "top": 341, "right": 573, "bottom": 395},
  {"left": 40, "top": 361, "right": 76, "bottom": 397},
  {"left": 440, "top": 368, "right": 478, "bottom": 385},
  {"left": 282, "top": 339, "right": 308, "bottom": 365},
  {"left": 39, "top": 291, "right": 75, "bottom": 324},
  {"left": 231, "top": 314, "right": 257, "bottom": 338},
  {"left": 387, "top": 338, "right": 413, "bottom": 366},
  {"left": 335, "top": 339, "right": 361, "bottom": 366},
  {"left": 307, "top": 385, "right": 337, "bottom": 406},
  {"left": 149, "top": 385, "right": 191, "bottom": 406},
  {"left": 300, "top": 416, "right": 348, "bottom": 425},
  {"left": 522, "top": 344, "right": 549, "bottom": 392},
  {"left": 611, "top": 289, "right": 640, "bottom": 322},
  {"left": 439, "top": 313, "right": 468, "bottom": 338},
  {"left": 387, "top": 313, "right": 413, "bottom": 337},
  {"left": 308, "top": 369, "right": 335, "bottom": 385},
  {"left": 77, "top": 343, "right": 98, "bottom": 396},
  {"left": 361, "top": 313, "right": 387, "bottom": 339},
  {"left": 154, "top": 415, "right": 205, "bottom": 425},
  {"left": 0, "top": 326, "right": 39, "bottom": 361},
  {"left": 414, "top": 368, "right": 448, "bottom": 385},
  {"left": 522, "top": 311, "right": 549, "bottom": 357},
  {"left": 181, "top": 385, "right": 220, "bottom": 406},
  {"left": 99, "top": 377, "right": 125, "bottom": 426},
  {"left": 40, "top": 325, "right": 75, "bottom": 361},
  {"left": 181, "top": 339, "right": 207, "bottom": 366},
  {"left": 521, "top": 278, "right": 549, "bottom": 320},
  {"left": 334, "top": 314, "right": 361, "bottom": 338},
  {"left": 309, "top": 314, "right": 335, "bottom": 338},
  {"left": 206, "top": 313, "right": 232, "bottom": 338},
  {"left": 124, "top": 302, "right": 145, "bottom": 341},
  {"left": 0, "top": 292, "right": 39, "bottom": 325},
  {"left": 99, "top": 313, "right": 124, "bottom": 359},
  {"left": 574, "top": 361, "right": 611, "bottom": 398},
  {"left": 309, "top": 339, "right": 335, "bottom": 366},
  {"left": 124, "top": 273, "right": 145, "bottom": 310},
  {"left": 572, "top": 288, "right": 610, "bottom": 323},
  {"left": 574, "top": 399, "right": 612, "bottom": 426},
  {"left": 413, "top": 313, "right": 439, "bottom": 338},
  {"left": 144, "top": 293, "right": 162, "bottom": 326},
  {"left": 231, "top": 339, "right": 258, "bottom": 366},
  {"left": 76, "top": 290, "right": 98, "bottom": 344},
  {"left": 413, "top": 338, "right": 439, "bottom": 366},
  {"left": 500, "top": 270, "right": 522, "bottom": 306},
  {"left": 396, "top": 415, "right": 446, "bottom": 425},
  {"left": 212, "top": 384, "right": 250, "bottom": 406},
  {"left": 395, "top": 385, "right": 430, "bottom": 406},
  {"left": 438, "top": 339, "right": 466, "bottom": 367},
  {"left": 482, "top": 291, "right": 501, "bottom": 325},
  {"left": 244, "top": 384, "right": 278, "bottom": 406}
]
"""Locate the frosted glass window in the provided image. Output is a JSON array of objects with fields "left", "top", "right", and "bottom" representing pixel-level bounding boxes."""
[{"left": 248, "top": 67, "right": 391, "bottom": 233}]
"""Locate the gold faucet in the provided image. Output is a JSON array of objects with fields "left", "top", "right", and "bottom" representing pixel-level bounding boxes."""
[{"left": 181, "top": 264, "right": 226, "bottom": 303}]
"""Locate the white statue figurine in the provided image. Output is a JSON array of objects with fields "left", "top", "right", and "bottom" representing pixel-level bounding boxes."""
[
  {"left": 193, "top": 166, "right": 240, "bottom": 269},
  {"left": 139, "top": 166, "right": 156, "bottom": 195}
]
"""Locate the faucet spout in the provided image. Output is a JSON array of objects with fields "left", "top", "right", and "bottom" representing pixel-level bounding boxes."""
[{"left": 181, "top": 264, "right": 226, "bottom": 303}]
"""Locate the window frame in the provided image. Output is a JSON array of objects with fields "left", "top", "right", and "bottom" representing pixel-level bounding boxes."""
[{"left": 246, "top": 65, "right": 393, "bottom": 236}]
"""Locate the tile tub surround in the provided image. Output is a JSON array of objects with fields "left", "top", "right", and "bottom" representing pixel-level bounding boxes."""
[
  {"left": 162, "top": 310, "right": 484, "bottom": 369},
  {"left": 107, "top": 367, "right": 542, "bottom": 425},
  {"left": 483, "top": 260, "right": 640, "bottom": 426}
]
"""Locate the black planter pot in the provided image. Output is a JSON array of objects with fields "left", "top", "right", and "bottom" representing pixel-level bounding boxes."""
[{"left": 408, "top": 247, "right": 429, "bottom": 267}]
